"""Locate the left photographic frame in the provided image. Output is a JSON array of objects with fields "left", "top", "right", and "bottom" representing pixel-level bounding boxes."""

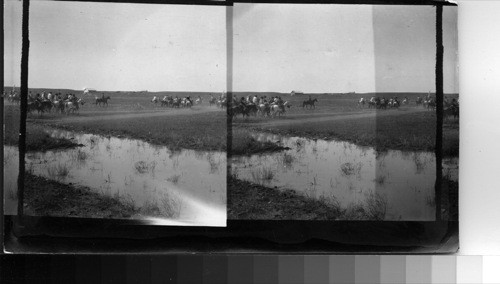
[{"left": 3, "top": 0, "right": 228, "bottom": 227}]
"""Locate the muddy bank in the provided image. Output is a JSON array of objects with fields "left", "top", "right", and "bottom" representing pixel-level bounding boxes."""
[
  {"left": 228, "top": 177, "right": 345, "bottom": 220},
  {"left": 3, "top": 109, "right": 81, "bottom": 152},
  {"left": 238, "top": 110, "right": 459, "bottom": 158},
  {"left": 23, "top": 174, "right": 137, "bottom": 219},
  {"left": 231, "top": 128, "right": 290, "bottom": 156}
]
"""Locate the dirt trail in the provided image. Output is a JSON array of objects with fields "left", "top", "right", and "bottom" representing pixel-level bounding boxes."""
[
  {"left": 253, "top": 108, "right": 428, "bottom": 127},
  {"left": 37, "top": 107, "right": 222, "bottom": 123}
]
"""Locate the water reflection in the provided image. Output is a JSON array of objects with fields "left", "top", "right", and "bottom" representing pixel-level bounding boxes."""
[
  {"left": 4, "top": 129, "right": 226, "bottom": 226},
  {"left": 231, "top": 132, "right": 458, "bottom": 221}
]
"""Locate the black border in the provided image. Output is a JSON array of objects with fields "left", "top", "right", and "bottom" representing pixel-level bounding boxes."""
[{"left": 3, "top": 0, "right": 458, "bottom": 254}]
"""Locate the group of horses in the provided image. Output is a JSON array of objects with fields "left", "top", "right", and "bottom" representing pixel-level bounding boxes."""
[
  {"left": 5, "top": 91, "right": 20, "bottom": 104},
  {"left": 209, "top": 95, "right": 227, "bottom": 109},
  {"left": 149, "top": 94, "right": 229, "bottom": 110},
  {"left": 27, "top": 94, "right": 85, "bottom": 116},
  {"left": 151, "top": 95, "right": 196, "bottom": 108},
  {"left": 357, "top": 95, "right": 459, "bottom": 119},
  {"left": 358, "top": 97, "right": 409, "bottom": 109},
  {"left": 230, "top": 95, "right": 292, "bottom": 118}
]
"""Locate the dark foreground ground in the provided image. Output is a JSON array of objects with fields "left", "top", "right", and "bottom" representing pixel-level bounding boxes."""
[
  {"left": 228, "top": 177, "right": 389, "bottom": 220},
  {"left": 228, "top": 177, "right": 458, "bottom": 221},
  {"left": 23, "top": 174, "right": 137, "bottom": 219}
]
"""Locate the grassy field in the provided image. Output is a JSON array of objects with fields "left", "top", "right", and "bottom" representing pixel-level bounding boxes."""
[
  {"left": 241, "top": 111, "right": 458, "bottom": 157},
  {"left": 4, "top": 88, "right": 227, "bottom": 152},
  {"left": 232, "top": 92, "right": 459, "bottom": 157},
  {"left": 3, "top": 106, "right": 80, "bottom": 151},
  {"left": 42, "top": 110, "right": 227, "bottom": 151}
]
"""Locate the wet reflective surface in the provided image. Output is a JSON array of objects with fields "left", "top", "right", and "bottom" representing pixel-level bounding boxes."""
[
  {"left": 231, "top": 132, "right": 458, "bottom": 221},
  {"left": 4, "top": 129, "right": 226, "bottom": 226}
]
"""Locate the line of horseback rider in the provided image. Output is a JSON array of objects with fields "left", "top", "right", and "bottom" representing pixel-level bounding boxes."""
[
  {"left": 151, "top": 95, "right": 195, "bottom": 108},
  {"left": 209, "top": 93, "right": 227, "bottom": 109},
  {"left": 362, "top": 96, "right": 405, "bottom": 109},
  {"left": 4, "top": 89, "right": 20, "bottom": 103},
  {"left": 231, "top": 94, "right": 290, "bottom": 118},
  {"left": 28, "top": 91, "right": 84, "bottom": 115}
]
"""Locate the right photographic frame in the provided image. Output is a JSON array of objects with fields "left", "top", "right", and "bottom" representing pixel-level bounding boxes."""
[{"left": 228, "top": 3, "right": 458, "bottom": 223}]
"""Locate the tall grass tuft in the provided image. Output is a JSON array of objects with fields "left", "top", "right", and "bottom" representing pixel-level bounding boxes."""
[
  {"left": 281, "top": 153, "right": 295, "bottom": 167},
  {"left": 47, "top": 163, "right": 70, "bottom": 179},
  {"left": 134, "top": 161, "right": 156, "bottom": 174},
  {"left": 340, "top": 162, "right": 362, "bottom": 176},
  {"left": 73, "top": 149, "right": 87, "bottom": 162},
  {"left": 250, "top": 167, "right": 274, "bottom": 184},
  {"left": 374, "top": 175, "right": 386, "bottom": 185},
  {"left": 140, "top": 192, "right": 182, "bottom": 218},
  {"left": 167, "top": 174, "right": 181, "bottom": 184}
]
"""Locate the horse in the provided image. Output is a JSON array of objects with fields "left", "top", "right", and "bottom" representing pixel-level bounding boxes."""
[
  {"left": 151, "top": 96, "right": 159, "bottom": 104},
  {"left": 302, "top": 98, "right": 318, "bottom": 109},
  {"left": 172, "top": 98, "right": 181, "bottom": 108},
  {"left": 426, "top": 98, "right": 436, "bottom": 110},
  {"left": 258, "top": 103, "right": 270, "bottom": 117},
  {"left": 64, "top": 101, "right": 79, "bottom": 115},
  {"left": 444, "top": 105, "right": 459, "bottom": 120},
  {"left": 358, "top": 98, "right": 366, "bottom": 108},
  {"left": 52, "top": 100, "right": 65, "bottom": 114},
  {"left": 378, "top": 98, "right": 388, "bottom": 109},
  {"left": 209, "top": 96, "right": 217, "bottom": 106},
  {"left": 27, "top": 100, "right": 44, "bottom": 115},
  {"left": 96, "top": 96, "right": 111, "bottom": 107},
  {"left": 9, "top": 93, "right": 20, "bottom": 104},
  {"left": 40, "top": 100, "right": 53, "bottom": 113},
  {"left": 368, "top": 97, "right": 377, "bottom": 108},
  {"left": 416, "top": 97, "right": 423, "bottom": 107},
  {"left": 182, "top": 98, "right": 193, "bottom": 108},
  {"left": 217, "top": 99, "right": 227, "bottom": 109},
  {"left": 271, "top": 104, "right": 286, "bottom": 117},
  {"left": 231, "top": 105, "right": 249, "bottom": 118}
]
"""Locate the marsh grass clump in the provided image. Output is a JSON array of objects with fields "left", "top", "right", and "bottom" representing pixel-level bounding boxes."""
[
  {"left": 206, "top": 154, "right": 220, "bottom": 173},
  {"left": 425, "top": 195, "right": 436, "bottom": 207},
  {"left": 167, "top": 174, "right": 181, "bottom": 184},
  {"left": 340, "top": 162, "right": 362, "bottom": 176},
  {"left": 374, "top": 175, "right": 386, "bottom": 185},
  {"left": 281, "top": 153, "right": 295, "bottom": 167},
  {"left": 231, "top": 130, "right": 289, "bottom": 156},
  {"left": 140, "top": 192, "right": 182, "bottom": 218},
  {"left": 364, "top": 193, "right": 387, "bottom": 220},
  {"left": 250, "top": 167, "right": 274, "bottom": 184},
  {"left": 344, "top": 193, "right": 387, "bottom": 220},
  {"left": 47, "top": 163, "right": 70, "bottom": 179},
  {"left": 72, "top": 149, "right": 87, "bottom": 162},
  {"left": 413, "top": 155, "right": 427, "bottom": 173},
  {"left": 134, "top": 161, "right": 156, "bottom": 174}
]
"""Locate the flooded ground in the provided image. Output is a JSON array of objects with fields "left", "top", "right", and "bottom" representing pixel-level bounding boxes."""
[
  {"left": 4, "top": 129, "right": 226, "bottom": 226},
  {"left": 231, "top": 132, "right": 458, "bottom": 221}
]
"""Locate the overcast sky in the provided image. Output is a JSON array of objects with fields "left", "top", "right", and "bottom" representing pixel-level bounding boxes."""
[
  {"left": 233, "top": 4, "right": 458, "bottom": 93},
  {"left": 4, "top": 2, "right": 457, "bottom": 93},
  {"left": 4, "top": 1, "right": 226, "bottom": 92}
]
